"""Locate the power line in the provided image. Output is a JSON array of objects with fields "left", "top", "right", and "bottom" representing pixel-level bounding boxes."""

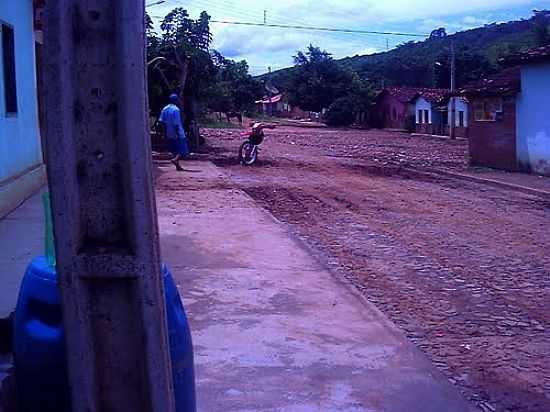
[
  {"left": 163, "top": 0, "right": 269, "bottom": 24},
  {"left": 154, "top": 0, "right": 427, "bottom": 37},
  {"left": 211, "top": 0, "right": 311, "bottom": 27},
  {"left": 210, "top": 20, "right": 428, "bottom": 37},
  {"left": 168, "top": 0, "right": 308, "bottom": 27},
  {"left": 146, "top": 0, "right": 166, "bottom": 7}
]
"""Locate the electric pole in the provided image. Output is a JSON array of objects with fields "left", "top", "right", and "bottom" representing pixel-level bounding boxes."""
[
  {"left": 43, "top": 2, "right": 176, "bottom": 411},
  {"left": 264, "top": 10, "right": 267, "bottom": 25},
  {"left": 450, "top": 41, "right": 456, "bottom": 140},
  {"left": 268, "top": 66, "right": 273, "bottom": 117}
]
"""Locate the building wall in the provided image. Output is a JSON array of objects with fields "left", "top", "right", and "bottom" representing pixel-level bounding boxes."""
[
  {"left": 448, "top": 98, "right": 469, "bottom": 128},
  {"left": 516, "top": 62, "right": 550, "bottom": 176},
  {"left": 468, "top": 96, "right": 518, "bottom": 171},
  {"left": 376, "top": 94, "right": 410, "bottom": 129},
  {"left": 0, "top": 0, "right": 44, "bottom": 217},
  {"left": 415, "top": 98, "right": 432, "bottom": 124}
]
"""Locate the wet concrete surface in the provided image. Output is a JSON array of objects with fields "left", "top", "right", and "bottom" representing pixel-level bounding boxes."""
[
  {"left": 0, "top": 191, "right": 44, "bottom": 318},
  {"left": 156, "top": 161, "right": 473, "bottom": 412}
]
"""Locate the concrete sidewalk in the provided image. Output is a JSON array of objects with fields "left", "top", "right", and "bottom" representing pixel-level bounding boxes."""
[
  {"left": 156, "top": 161, "right": 473, "bottom": 412},
  {"left": 0, "top": 191, "right": 44, "bottom": 318}
]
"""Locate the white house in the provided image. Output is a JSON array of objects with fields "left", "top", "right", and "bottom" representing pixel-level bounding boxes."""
[
  {"left": 413, "top": 89, "right": 469, "bottom": 137},
  {"left": 415, "top": 96, "right": 433, "bottom": 125},
  {"left": 515, "top": 47, "right": 550, "bottom": 175},
  {"left": 0, "top": 0, "right": 44, "bottom": 218}
]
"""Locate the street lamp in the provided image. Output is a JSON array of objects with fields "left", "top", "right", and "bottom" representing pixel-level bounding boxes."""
[{"left": 433, "top": 61, "right": 442, "bottom": 88}]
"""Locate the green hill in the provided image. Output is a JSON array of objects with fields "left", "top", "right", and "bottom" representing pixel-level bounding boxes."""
[{"left": 262, "top": 11, "right": 549, "bottom": 91}]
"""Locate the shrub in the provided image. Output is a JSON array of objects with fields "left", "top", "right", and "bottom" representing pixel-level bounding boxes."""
[{"left": 325, "top": 97, "right": 356, "bottom": 127}]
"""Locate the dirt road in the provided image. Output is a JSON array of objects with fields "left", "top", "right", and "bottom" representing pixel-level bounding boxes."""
[{"left": 203, "top": 127, "right": 550, "bottom": 412}]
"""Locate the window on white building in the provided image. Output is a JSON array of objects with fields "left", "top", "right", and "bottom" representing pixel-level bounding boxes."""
[{"left": 2, "top": 23, "right": 18, "bottom": 116}]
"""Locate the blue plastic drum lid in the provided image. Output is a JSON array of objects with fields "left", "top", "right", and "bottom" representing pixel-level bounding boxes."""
[{"left": 13, "top": 258, "right": 196, "bottom": 412}]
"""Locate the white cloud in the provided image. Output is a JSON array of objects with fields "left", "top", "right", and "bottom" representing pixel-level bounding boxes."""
[{"left": 149, "top": 0, "right": 541, "bottom": 75}]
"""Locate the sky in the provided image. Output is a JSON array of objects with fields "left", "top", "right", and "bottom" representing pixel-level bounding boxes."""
[{"left": 148, "top": 0, "right": 549, "bottom": 75}]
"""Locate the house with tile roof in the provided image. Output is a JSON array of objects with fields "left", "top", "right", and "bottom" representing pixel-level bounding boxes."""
[
  {"left": 372, "top": 87, "right": 420, "bottom": 130},
  {"left": 412, "top": 89, "right": 469, "bottom": 138},
  {"left": 461, "top": 46, "right": 550, "bottom": 175},
  {"left": 255, "top": 93, "right": 309, "bottom": 119},
  {"left": 373, "top": 87, "right": 469, "bottom": 137}
]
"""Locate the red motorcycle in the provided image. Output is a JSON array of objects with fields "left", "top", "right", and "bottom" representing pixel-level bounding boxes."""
[{"left": 238, "top": 122, "right": 276, "bottom": 166}]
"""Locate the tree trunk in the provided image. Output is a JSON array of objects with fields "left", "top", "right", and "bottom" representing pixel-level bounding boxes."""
[{"left": 185, "top": 98, "right": 201, "bottom": 152}]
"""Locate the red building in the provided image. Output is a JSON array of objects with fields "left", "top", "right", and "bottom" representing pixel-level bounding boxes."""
[
  {"left": 461, "top": 67, "right": 521, "bottom": 171},
  {"left": 373, "top": 88, "right": 420, "bottom": 130}
]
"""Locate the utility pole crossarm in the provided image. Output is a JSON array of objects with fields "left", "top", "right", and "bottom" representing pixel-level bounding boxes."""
[{"left": 43, "top": 1, "right": 176, "bottom": 411}]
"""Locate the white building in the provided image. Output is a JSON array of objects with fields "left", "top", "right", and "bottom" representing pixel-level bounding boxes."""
[
  {"left": 0, "top": 0, "right": 44, "bottom": 218},
  {"left": 515, "top": 47, "right": 550, "bottom": 175},
  {"left": 413, "top": 90, "right": 469, "bottom": 138}
]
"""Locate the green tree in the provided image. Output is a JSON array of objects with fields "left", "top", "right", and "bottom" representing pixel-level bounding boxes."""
[
  {"left": 533, "top": 10, "right": 550, "bottom": 46},
  {"left": 325, "top": 97, "right": 356, "bottom": 127},
  {"left": 147, "top": 9, "right": 260, "bottom": 141},
  {"left": 325, "top": 76, "right": 375, "bottom": 127},
  {"left": 288, "top": 45, "right": 360, "bottom": 112},
  {"left": 434, "top": 50, "right": 496, "bottom": 89},
  {"left": 208, "top": 52, "right": 263, "bottom": 113},
  {"left": 147, "top": 8, "right": 215, "bottom": 149}
]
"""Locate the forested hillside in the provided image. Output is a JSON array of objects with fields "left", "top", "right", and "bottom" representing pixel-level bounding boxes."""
[{"left": 263, "top": 10, "right": 550, "bottom": 90}]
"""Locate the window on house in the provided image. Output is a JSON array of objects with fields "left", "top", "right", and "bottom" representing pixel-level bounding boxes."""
[
  {"left": 2, "top": 24, "right": 18, "bottom": 115},
  {"left": 474, "top": 98, "right": 503, "bottom": 122},
  {"left": 418, "top": 109, "right": 423, "bottom": 124},
  {"left": 458, "top": 111, "right": 465, "bottom": 127},
  {"left": 424, "top": 110, "right": 429, "bottom": 124}
]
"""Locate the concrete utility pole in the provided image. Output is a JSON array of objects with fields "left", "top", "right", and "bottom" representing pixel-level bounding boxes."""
[
  {"left": 43, "top": 2, "right": 175, "bottom": 412},
  {"left": 449, "top": 41, "right": 456, "bottom": 139},
  {"left": 268, "top": 66, "right": 273, "bottom": 117}
]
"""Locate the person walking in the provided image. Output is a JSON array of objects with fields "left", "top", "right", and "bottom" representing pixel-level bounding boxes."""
[{"left": 159, "top": 93, "right": 189, "bottom": 171}]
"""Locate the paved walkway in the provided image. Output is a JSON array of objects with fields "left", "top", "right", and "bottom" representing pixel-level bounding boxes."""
[
  {"left": 0, "top": 191, "right": 44, "bottom": 318},
  {"left": 156, "top": 161, "right": 473, "bottom": 412}
]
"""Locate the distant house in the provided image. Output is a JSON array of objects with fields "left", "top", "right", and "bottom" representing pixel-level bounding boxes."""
[
  {"left": 461, "top": 45, "right": 550, "bottom": 175},
  {"left": 256, "top": 94, "right": 286, "bottom": 115},
  {"left": 413, "top": 90, "right": 469, "bottom": 138},
  {"left": 0, "top": 0, "right": 45, "bottom": 218},
  {"left": 255, "top": 93, "right": 310, "bottom": 119},
  {"left": 373, "top": 87, "right": 468, "bottom": 136},
  {"left": 373, "top": 87, "right": 419, "bottom": 130}
]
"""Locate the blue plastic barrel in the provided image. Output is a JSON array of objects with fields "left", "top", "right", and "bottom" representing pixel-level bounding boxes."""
[
  {"left": 13, "top": 257, "right": 71, "bottom": 412},
  {"left": 13, "top": 257, "right": 196, "bottom": 412},
  {"left": 162, "top": 263, "right": 196, "bottom": 412}
]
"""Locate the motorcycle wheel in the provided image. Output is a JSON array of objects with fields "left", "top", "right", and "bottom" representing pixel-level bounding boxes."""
[{"left": 239, "top": 141, "right": 257, "bottom": 166}]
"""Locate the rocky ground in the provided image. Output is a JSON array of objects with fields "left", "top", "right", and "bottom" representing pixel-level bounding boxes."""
[{"left": 201, "top": 126, "right": 550, "bottom": 412}]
